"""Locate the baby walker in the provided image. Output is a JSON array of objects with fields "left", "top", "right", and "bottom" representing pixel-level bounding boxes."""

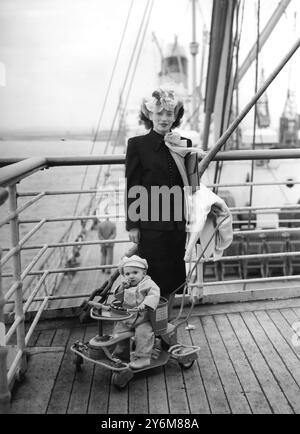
[
  {"left": 71, "top": 250, "right": 204, "bottom": 388},
  {"left": 72, "top": 214, "right": 229, "bottom": 389},
  {"left": 71, "top": 288, "right": 200, "bottom": 389}
]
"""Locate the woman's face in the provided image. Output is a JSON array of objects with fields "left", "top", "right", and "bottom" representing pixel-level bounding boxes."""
[{"left": 150, "top": 108, "right": 176, "bottom": 135}]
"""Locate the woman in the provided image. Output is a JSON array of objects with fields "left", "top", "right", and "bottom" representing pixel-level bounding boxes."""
[{"left": 125, "top": 88, "right": 193, "bottom": 305}]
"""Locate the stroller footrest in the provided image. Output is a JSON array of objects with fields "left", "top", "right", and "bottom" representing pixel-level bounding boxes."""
[
  {"left": 169, "top": 344, "right": 200, "bottom": 363},
  {"left": 89, "top": 331, "right": 133, "bottom": 348}
]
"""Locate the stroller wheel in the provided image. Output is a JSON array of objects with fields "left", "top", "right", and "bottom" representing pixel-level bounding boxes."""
[
  {"left": 179, "top": 360, "right": 195, "bottom": 370},
  {"left": 111, "top": 369, "right": 133, "bottom": 389},
  {"left": 111, "top": 372, "right": 128, "bottom": 389}
]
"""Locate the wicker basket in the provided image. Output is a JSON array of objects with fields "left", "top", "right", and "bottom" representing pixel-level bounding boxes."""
[{"left": 149, "top": 297, "right": 168, "bottom": 336}]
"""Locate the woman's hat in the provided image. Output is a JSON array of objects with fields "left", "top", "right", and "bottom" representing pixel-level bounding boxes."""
[
  {"left": 118, "top": 255, "right": 148, "bottom": 274},
  {"left": 141, "top": 87, "right": 183, "bottom": 119}
]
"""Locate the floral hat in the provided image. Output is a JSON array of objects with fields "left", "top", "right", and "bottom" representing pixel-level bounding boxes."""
[{"left": 141, "top": 88, "right": 183, "bottom": 119}]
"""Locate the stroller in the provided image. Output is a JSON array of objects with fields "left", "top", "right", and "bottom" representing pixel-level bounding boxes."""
[{"left": 71, "top": 245, "right": 202, "bottom": 389}]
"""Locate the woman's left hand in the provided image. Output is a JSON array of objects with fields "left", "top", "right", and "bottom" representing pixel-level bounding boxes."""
[
  {"left": 129, "top": 228, "right": 140, "bottom": 244},
  {"left": 197, "top": 149, "right": 207, "bottom": 159}
]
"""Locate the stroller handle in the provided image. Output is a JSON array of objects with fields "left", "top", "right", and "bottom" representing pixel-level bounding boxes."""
[
  {"left": 89, "top": 300, "right": 139, "bottom": 314},
  {"left": 88, "top": 300, "right": 110, "bottom": 310}
]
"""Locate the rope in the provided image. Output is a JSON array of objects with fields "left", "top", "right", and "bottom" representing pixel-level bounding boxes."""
[
  {"left": 58, "top": 0, "right": 152, "bottom": 270},
  {"left": 234, "top": 0, "right": 245, "bottom": 149},
  {"left": 87, "top": 0, "right": 154, "bottom": 221},
  {"left": 247, "top": 0, "right": 260, "bottom": 229},
  {"left": 101, "top": 0, "right": 155, "bottom": 183},
  {"left": 171, "top": 214, "right": 230, "bottom": 327},
  {"left": 56, "top": 0, "right": 135, "bottom": 274},
  {"left": 168, "top": 343, "right": 200, "bottom": 357},
  {"left": 71, "top": 0, "right": 135, "bottom": 219},
  {"left": 91, "top": 0, "right": 153, "bottom": 186}
]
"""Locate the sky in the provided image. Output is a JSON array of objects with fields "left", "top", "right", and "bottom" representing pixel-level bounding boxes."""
[{"left": 0, "top": 0, "right": 300, "bottom": 136}]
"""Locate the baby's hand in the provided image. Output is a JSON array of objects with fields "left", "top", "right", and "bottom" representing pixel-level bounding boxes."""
[
  {"left": 122, "top": 279, "right": 130, "bottom": 289},
  {"left": 137, "top": 303, "right": 146, "bottom": 311}
]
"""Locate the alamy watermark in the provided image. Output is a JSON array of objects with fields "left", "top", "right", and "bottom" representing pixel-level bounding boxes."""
[{"left": 94, "top": 177, "right": 201, "bottom": 232}]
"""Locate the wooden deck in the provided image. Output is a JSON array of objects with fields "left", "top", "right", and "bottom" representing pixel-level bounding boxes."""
[{"left": 8, "top": 297, "right": 300, "bottom": 414}]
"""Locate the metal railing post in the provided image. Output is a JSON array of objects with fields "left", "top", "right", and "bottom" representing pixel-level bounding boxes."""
[
  {"left": 8, "top": 184, "right": 27, "bottom": 376},
  {"left": 0, "top": 188, "right": 11, "bottom": 413},
  {"left": 0, "top": 252, "right": 11, "bottom": 414}
]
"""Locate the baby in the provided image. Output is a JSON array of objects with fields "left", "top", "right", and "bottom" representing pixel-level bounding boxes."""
[{"left": 112, "top": 255, "right": 160, "bottom": 369}]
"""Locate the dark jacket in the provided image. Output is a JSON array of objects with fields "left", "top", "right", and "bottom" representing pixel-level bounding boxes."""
[{"left": 125, "top": 129, "right": 192, "bottom": 231}]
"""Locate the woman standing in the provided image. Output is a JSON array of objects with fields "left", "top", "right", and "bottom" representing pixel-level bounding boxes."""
[{"left": 125, "top": 88, "right": 192, "bottom": 304}]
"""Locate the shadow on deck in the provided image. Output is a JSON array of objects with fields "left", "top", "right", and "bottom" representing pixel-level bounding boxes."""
[{"left": 8, "top": 297, "right": 300, "bottom": 414}]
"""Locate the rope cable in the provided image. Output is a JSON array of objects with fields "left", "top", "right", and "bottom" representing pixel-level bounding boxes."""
[
  {"left": 89, "top": 0, "right": 153, "bottom": 197},
  {"left": 171, "top": 214, "right": 230, "bottom": 326},
  {"left": 57, "top": 0, "right": 143, "bottom": 270},
  {"left": 234, "top": 0, "right": 245, "bottom": 149},
  {"left": 64, "top": 0, "right": 151, "bottom": 245},
  {"left": 90, "top": 0, "right": 155, "bottom": 225},
  {"left": 103, "top": 0, "right": 155, "bottom": 179},
  {"left": 247, "top": 0, "right": 260, "bottom": 229},
  {"left": 71, "top": 0, "right": 135, "bottom": 219},
  {"left": 58, "top": 0, "right": 135, "bottom": 272}
]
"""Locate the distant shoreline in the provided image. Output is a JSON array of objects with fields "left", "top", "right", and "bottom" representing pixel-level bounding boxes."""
[{"left": 0, "top": 130, "right": 120, "bottom": 141}]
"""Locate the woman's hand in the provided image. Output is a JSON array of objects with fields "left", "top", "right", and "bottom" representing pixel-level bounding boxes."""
[
  {"left": 197, "top": 149, "right": 207, "bottom": 159},
  {"left": 129, "top": 228, "right": 140, "bottom": 244}
]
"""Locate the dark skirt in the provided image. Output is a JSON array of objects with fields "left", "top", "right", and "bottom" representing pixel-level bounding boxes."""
[{"left": 138, "top": 229, "right": 186, "bottom": 298}]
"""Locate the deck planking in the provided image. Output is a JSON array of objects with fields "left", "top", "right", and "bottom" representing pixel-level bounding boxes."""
[
  {"left": 201, "top": 315, "right": 252, "bottom": 414},
  {"left": 241, "top": 311, "right": 300, "bottom": 413},
  {"left": 147, "top": 367, "right": 169, "bottom": 414},
  {"left": 67, "top": 323, "right": 99, "bottom": 414},
  {"left": 227, "top": 313, "right": 293, "bottom": 414},
  {"left": 188, "top": 316, "right": 231, "bottom": 414},
  {"left": 213, "top": 314, "right": 272, "bottom": 414},
  {"left": 177, "top": 324, "right": 210, "bottom": 414},
  {"left": 7, "top": 297, "right": 300, "bottom": 414},
  {"left": 47, "top": 325, "right": 86, "bottom": 414}
]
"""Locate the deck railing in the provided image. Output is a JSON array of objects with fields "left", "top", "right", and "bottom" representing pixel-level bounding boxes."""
[{"left": 1, "top": 149, "right": 300, "bottom": 411}]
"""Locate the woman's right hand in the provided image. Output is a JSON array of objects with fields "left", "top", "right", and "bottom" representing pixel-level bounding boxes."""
[{"left": 129, "top": 228, "right": 140, "bottom": 244}]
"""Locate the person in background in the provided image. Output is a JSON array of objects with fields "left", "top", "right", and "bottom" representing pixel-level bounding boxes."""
[{"left": 97, "top": 213, "right": 117, "bottom": 274}]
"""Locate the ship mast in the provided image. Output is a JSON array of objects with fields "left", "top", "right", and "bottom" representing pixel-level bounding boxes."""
[
  {"left": 190, "top": 0, "right": 199, "bottom": 131},
  {"left": 279, "top": 11, "right": 299, "bottom": 148}
]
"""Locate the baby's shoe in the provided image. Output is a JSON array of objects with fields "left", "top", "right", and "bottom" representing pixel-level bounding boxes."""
[{"left": 129, "top": 357, "right": 151, "bottom": 370}]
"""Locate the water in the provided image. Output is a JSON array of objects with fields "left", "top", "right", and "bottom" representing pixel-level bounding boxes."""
[{"left": 0, "top": 139, "right": 125, "bottom": 289}]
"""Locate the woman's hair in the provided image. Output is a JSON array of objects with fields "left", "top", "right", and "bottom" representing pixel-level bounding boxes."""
[{"left": 139, "top": 106, "right": 184, "bottom": 130}]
